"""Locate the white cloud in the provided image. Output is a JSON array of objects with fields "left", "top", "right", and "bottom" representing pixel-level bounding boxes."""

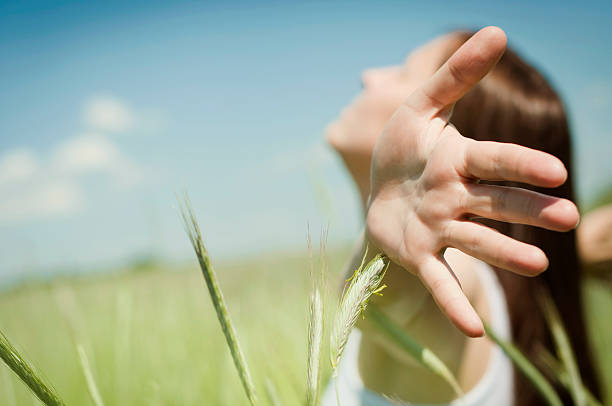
[
  {"left": 84, "top": 95, "right": 133, "bottom": 133},
  {"left": 0, "top": 148, "right": 84, "bottom": 223},
  {"left": 252, "top": 141, "right": 336, "bottom": 177},
  {"left": 54, "top": 134, "right": 120, "bottom": 173},
  {"left": 0, "top": 136, "right": 142, "bottom": 224},
  {"left": 0, "top": 180, "right": 83, "bottom": 223},
  {"left": 53, "top": 134, "right": 144, "bottom": 185},
  {"left": 0, "top": 94, "right": 151, "bottom": 225},
  {"left": 0, "top": 149, "right": 39, "bottom": 185}
]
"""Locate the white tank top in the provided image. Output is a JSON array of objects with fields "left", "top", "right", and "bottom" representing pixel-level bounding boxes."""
[{"left": 321, "top": 260, "right": 514, "bottom": 406}]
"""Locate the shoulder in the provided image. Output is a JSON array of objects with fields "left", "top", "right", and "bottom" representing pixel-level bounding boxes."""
[{"left": 443, "top": 248, "right": 483, "bottom": 302}]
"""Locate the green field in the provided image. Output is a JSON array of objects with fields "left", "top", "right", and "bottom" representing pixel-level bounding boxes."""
[{"left": 0, "top": 248, "right": 610, "bottom": 405}]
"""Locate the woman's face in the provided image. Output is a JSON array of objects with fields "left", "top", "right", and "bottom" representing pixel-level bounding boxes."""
[{"left": 325, "top": 34, "right": 457, "bottom": 161}]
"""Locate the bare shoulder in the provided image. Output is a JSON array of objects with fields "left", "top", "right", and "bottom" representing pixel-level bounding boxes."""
[{"left": 443, "top": 248, "right": 483, "bottom": 302}]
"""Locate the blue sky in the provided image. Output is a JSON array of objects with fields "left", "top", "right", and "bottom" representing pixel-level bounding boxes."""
[{"left": 0, "top": 1, "right": 611, "bottom": 279}]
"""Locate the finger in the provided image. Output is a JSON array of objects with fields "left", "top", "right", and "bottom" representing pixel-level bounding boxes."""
[
  {"left": 443, "top": 220, "right": 549, "bottom": 276},
  {"left": 418, "top": 256, "right": 484, "bottom": 337},
  {"left": 463, "top": 183, "right": 580, "bottom": 231},
  {"left": 460, "top": 139, "right": 568, "bottom": 188},
  {"left": 406, "top": 26, "right": 507, "bottom": 115}
]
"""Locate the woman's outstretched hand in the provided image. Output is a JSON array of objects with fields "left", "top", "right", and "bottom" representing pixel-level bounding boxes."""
[{"left": 366, "top": 26, "right": 580, "bottom": 337}]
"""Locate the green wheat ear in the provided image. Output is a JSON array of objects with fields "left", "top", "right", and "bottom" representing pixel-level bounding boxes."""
[
  {"left": 306, "top": 227, "right": 326, "bottom": 406},
  {"left": 0, "top": 329, "right": 66, "bottom": 406},
  {"left": 177, "top": 192, "right": 259, "bottom": 406},
  {"left": 307, "top": 287, "right": 323, "bottom": 406},
  {"left": 330, "top": 252, "right": 389, "bottom": 374}
]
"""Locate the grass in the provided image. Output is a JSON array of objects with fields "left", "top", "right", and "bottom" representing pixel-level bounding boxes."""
[
  {"left": 178, "top": 195, "right": 258, "bottom": 405},
  {"left": 537, "top": 347, "right": 603, "bottom": 406},
  {"left": 0, "top": 249, "right": 610, "bottom": 405},
  {"left": 538, "top": 287, "right": 586, "bottom": 406},
  {"left": 367, "top": 304, "right": 463, "bottom": 398},
  {"left": 584, "top": 277, "right": 612, "bottom": 404},
  {"left": 0, "top": 330, "right": 66, "bottom": 406},
  {"left": 76, "top": 344, "right": 105, "bottom": 406},
  {"left": 483, "top": 321, "right": 563, "bottom": 406},
  {"left": 0, "top": 248, "right": 346, "bottom": 405}
]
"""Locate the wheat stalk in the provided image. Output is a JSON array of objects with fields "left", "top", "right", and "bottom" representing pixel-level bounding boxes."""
[
  {"left": 305, "top": 226, "right": 326, "bottom": 406},
  {"left": 367, "top": 304, "right": 464, "bottom": 398},
  {"left": 114, "top": 287, "right": 133, "bottom": 406},
  {"left": 537, "top": 347, "right": 602, "bottom": 406},
  {"left": 306, "top": 287, "right": 323, "bottom": 406},
  {"left": 1, "top": 356, "right": 17, "bottom": 406},
  {"left": 330, "top": 252, "right": 389, "bottom": 374},
  {"left": 77, "top": 345, "right": 105, "bottom": 406},
  {"left": 265, "top": 377, "right": 283, "bottom": 406},
  {"left": 538, "top": 289, "right": 586, "bottom": 406},
  {"left": 0, "top": 330, "right": 66, "bottom": 406},
  {"left": 483, "top": 321, "right": 562, "bottom": 406},
  {"left": 53, "top": 284, "right": 106, "bottom": 406},
  {"left": 177, "top": 193, "right": 259, "bottom": 406}
]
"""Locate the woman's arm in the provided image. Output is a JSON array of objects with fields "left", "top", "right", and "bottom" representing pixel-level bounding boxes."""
[
  {"left": 328, "top": 26, "right": 581, "bottom": 404},
  {"left": 578, "top": 204, "right": 612, "bottom": 277},
  {"left": 365, "top": 26, "right": 579, "bottom": 337}
]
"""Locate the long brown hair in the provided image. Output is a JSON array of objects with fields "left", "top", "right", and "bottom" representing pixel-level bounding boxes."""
[{"left": 445, "top": 32, "right": 601, "bottom": 405}]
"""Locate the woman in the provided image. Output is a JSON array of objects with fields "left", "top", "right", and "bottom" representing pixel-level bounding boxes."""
[{"left": 323, "top": 27, "right": 601, "bottom": 405}]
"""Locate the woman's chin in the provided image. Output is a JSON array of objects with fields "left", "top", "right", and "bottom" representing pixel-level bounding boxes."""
[{"left": 324, "top": 120, "right": 346, "bottom": 150}]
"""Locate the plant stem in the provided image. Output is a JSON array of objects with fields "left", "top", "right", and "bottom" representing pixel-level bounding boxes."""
[
  {"left": 538, "top": 289, "right": 586, "bottom": 406},
  {"left": 483, "top": 321, "right": 562, "bottom": 406},
  {"left": 367, "top": 304, "right": 463, "bottom": 398},
  {"left": 0, "top": 330, "right": 66, "bottom": 406},
  {"left": 178, "top": 194, "right": 259, "bottom": 406}
]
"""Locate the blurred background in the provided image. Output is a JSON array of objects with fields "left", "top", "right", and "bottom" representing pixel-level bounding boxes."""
[
  {"left": 1, "top": 0, "right": 612, "bottom": 280},
  {"left": 0, "top": 1, "right": 611, "bottom": 405}
]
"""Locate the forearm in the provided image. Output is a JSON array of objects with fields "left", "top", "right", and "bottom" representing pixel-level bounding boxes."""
[{"left": 578, "top": 204, "right": 612, "bottom": 277}]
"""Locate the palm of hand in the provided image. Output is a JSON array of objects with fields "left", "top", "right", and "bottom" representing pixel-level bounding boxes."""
[{"left": 366, "top": 27, "right": 579, "bottom": 337}]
